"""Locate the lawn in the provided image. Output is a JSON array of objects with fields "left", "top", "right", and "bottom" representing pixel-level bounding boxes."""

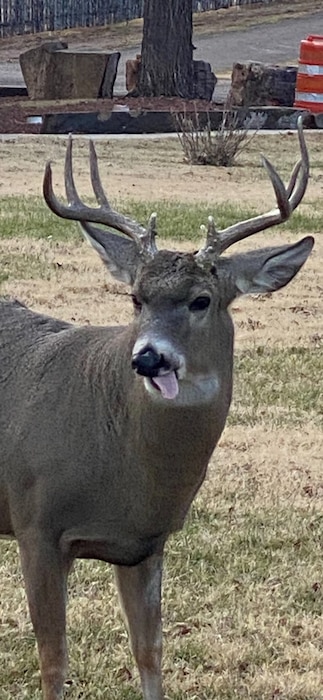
[{"left": 0, "top": 130, "right": 322, "bottom": 699}]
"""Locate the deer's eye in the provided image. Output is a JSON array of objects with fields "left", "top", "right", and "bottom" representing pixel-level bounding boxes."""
[
  {"left": 189, "top": 295, "right": 211, "bottom": 312},
  {"left": 131, "top": 295, "right": 142, "bottom": 313}
]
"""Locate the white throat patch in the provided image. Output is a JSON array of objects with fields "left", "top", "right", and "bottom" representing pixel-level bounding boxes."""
[{"left": 143, "top": 373, "right": 220, "bottom": 406}]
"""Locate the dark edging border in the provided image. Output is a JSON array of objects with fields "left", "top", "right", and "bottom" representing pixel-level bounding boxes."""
[
  {"left": 0, "top": 86, "right": 28, "bottom": 97},
  {"left": 40, "top": 107, "right": 317, "bottom": 135}
]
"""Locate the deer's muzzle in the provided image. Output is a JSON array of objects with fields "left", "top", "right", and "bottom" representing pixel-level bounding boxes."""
[{"left": 131, "top": 346, "right": 171, "bottom": 378}]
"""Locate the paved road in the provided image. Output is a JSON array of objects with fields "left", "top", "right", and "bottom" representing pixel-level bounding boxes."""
[
  {"left": 1, "top": 11, "right": 323, "bottom": 99},
  {"left": 194, "top": 12, "right": 323, "bottom": 69}
]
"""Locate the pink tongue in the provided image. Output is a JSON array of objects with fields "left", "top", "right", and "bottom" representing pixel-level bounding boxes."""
[{"left": 152, "top": 371, "right": 179, "bottom": 400}]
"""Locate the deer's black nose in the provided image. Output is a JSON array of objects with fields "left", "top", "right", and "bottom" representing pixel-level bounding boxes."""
[{"left": 132, "top": 346, "right": 171, "bottom": 377}]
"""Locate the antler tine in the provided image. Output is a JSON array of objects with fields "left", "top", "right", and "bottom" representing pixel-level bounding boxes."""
[
  {"left": 286, "top": 160, "right": 301, "bottom": 199},
  {"left": 43, "top": 136, "right": 93, "bottom": 218},
  {"left": 43, "top": 160, "right": 61, "bottom": 216},
  {"left": 146, "top": 212, "right": 158, "bottom": 255},
  {"left": 65, "top": 134, "right": 83, "bottom": 206},
  {"left": 195, "top": 115, "right": 309, "bottom": 260},
  {"left": 89, "top": 139, "right": 109, "bottom": 206},
  {"left": 43, "top": 136, "right": 158, "bottom": 258},
  {"left": 87, "top": 139, "right": 159, "bottom": 257},
  {"left": 260, "top": 154, "right": 290, "bottom": 217},
  {"left": 288, "top": 115, "right": 309, "bottom": 209},
  {"left": 195, "top": 217, "right": 222, "bottom": 263}
]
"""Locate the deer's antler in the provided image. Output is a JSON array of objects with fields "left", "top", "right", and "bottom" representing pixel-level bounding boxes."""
[
  {"left": 195, "top": 116, "right": 309, "bottom": 262},
  {"left": 43, "top": 136, "right": 158, "bottom": 258}
]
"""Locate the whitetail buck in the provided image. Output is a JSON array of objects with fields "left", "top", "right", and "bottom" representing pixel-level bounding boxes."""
[{"left": 0, "top": 117, "right": 313, "bottom": 700}]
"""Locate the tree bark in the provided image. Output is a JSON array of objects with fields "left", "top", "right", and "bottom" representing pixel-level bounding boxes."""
[{"left": 139, "top": 0, "right": 194, "bottom": 98}]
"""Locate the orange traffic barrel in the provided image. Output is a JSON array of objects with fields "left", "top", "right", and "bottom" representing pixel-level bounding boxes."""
[{"left": 294, "top": 35, "right": 323, "bottom": 112}]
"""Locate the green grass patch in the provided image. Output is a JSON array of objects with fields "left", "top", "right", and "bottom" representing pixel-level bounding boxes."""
[
  {"left": 280, "top": 203, "right": 323, "bottom": 235},
  {"left": 0, "top": 252, "right": 50, "bottom": 281},
  {"left": 167, "top": 505, "right": 323, "bottom": 605},
  {"left": 0, "top": 195, "right": 321, "bottom": 243},
  {"left": 0, "top": 270, "right": 9, "bottom": 285},
  {"left": 231, "top": 346, "right": 323, "bottom": 427},
  {"left": 2, "top": 498, "right": 322, "bottom": 699},
  {"left": 0, "top": 196, "right": 80, "bottom": 241},
  {"left": 123, "top": 200, "right": 260, "bottom": 241}
]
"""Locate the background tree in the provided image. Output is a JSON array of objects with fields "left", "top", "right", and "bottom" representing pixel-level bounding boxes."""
[{"left": 139, "top": 0, "right": 194, "bottom": 98}]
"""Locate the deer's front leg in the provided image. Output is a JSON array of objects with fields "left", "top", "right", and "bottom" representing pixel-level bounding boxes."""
[
  {"left": 114, "top": 552, "right": 164, "bottom": 700},
  {"left": 18, "top": 530, "right": 70, "bottom": 700}
]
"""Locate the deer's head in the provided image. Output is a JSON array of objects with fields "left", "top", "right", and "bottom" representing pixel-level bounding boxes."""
[{"left": 43, "top": 118, "right": 313, "bottom": 403}]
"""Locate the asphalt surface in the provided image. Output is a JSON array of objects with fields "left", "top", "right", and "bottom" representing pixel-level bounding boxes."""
[
  {"left": 1, "top": 11, "right": 323, "bottom": 101},
  {"left": 193, "top": 12, "right": 323, "bottom": 69}
]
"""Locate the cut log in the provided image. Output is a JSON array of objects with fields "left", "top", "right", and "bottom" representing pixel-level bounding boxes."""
[
  {"left": 193, "top": 60, "right": 217, "bottom": 101},
  {"left": 20, "top": 42, "right": 120, "bottom": 100},
  {"left": 225, "top": 62, "right": 297, "bottom": 109},
  {"left": 126, "top": 54, "right": 142, "bottom": 95}
]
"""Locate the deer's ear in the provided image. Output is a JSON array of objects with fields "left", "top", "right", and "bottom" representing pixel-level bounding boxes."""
[
  {"left": 232, "top": 236, "right": 314, "bottom": 296},
  {"left": 79, "top": 222, "right": 141, "bottom": 286}
]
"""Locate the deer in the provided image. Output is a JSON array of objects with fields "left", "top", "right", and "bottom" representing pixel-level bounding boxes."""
[{"left": 0, "top": 116, "right": 313, "bottom": 700}]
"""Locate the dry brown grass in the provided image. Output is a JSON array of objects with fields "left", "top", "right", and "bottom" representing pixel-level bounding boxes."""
[
  {"left": 1, "top": 130, "right": 323, "bottom": 204},
  {"left": 0, "top": 132, "right": 322, "bottom": 699}
]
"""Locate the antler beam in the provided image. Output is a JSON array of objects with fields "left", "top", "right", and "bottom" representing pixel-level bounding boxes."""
[
  {"left": 43, "top": 136, "right": 158, "bottom": 258},
  {"left": 196, "top": 115, "right": 309, "bottom": 260}
]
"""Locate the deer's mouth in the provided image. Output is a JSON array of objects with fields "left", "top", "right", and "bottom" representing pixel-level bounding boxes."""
[
  {"left": 132, "top": 345, "right": 181, "bottom": 400},
  {"left": 149, "top": 370, "right": 179, "bottom": 400}
]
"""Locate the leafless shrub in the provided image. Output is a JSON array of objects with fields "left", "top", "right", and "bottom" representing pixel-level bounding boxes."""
[{"left": 175, "top": 108, "right": 257, "bottom": 167}]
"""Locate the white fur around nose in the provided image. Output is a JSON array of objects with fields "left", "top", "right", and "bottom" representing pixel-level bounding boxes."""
[
  {"left": 132, "top": 335, "right": 220, "bottom": 406},
  {"left": 132, "top": 336, "right": 186, "bottom": 378}
]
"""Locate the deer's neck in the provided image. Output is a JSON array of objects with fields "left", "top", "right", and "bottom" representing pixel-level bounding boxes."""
[
  {"left": 57, "top": 323, "right": 233, "bottom": 538},
  {"left": 88, "top": 323, "right": 233, "bottom": 455}
]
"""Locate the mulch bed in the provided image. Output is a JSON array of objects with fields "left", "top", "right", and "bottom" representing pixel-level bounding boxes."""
[{"left": 0, "top": 95, "right": 221, "bottom": 134}]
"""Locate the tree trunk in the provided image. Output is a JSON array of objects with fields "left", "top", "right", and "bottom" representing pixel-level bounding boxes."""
[{"left": 139, "top": 0, "right": 194, "bottom": 98}]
